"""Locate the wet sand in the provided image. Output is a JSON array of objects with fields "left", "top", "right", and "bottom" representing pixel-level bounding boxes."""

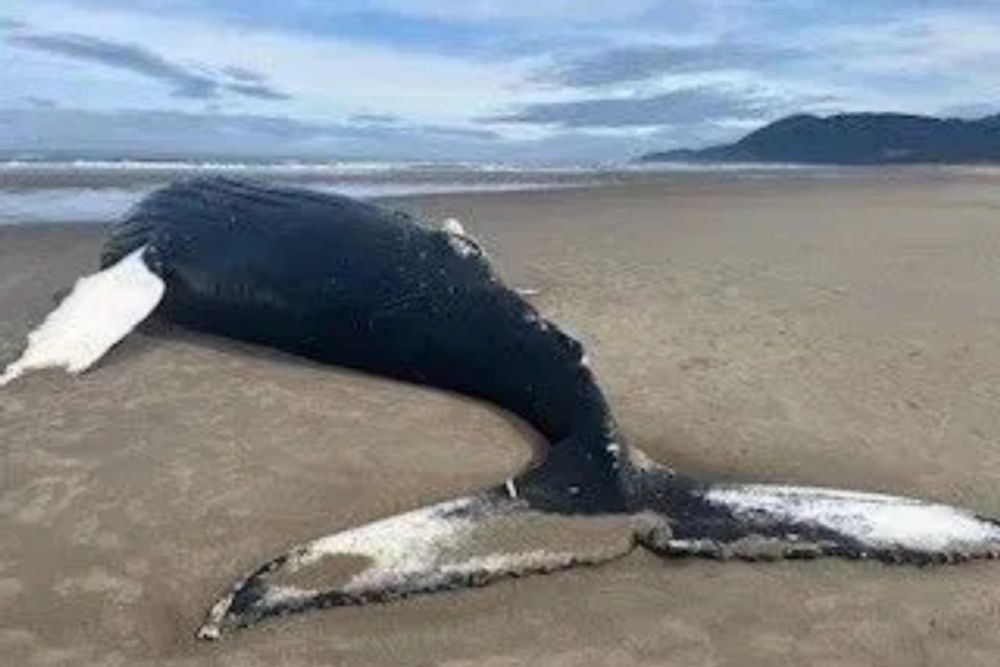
[{"left": 4, "top": 174, "right": 1000, "bottom": 665}]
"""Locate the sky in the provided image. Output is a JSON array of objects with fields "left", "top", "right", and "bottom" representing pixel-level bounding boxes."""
[{"left": 1, "top": 0, "right": 999, "bottom": 163}]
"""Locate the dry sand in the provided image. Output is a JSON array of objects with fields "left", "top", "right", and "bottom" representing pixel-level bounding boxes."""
[{"left": 5, "top": 172, "right": 1000, "bottom": 665}]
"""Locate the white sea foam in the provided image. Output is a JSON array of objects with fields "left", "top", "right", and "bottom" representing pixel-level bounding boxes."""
[
  {"left": 624, "top": 161, "right": 820, "bottom": 173},
  {"left": 0, "top": 159, "right": 430, "bottom": 173},
  {"left": 0, "top": 159, "right": 596, "bottom": 174}
]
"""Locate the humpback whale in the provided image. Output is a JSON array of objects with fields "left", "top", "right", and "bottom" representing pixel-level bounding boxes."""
[{"left": 4, "top": 176, "right": 1000, "bottom": 640}]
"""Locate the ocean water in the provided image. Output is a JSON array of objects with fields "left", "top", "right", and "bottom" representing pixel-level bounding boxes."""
[
  {"left": 0, "top": 182, "right": 594, "bottom": 225},
  {"left": 0, "top": 159, "right": 615, "bottom": 224},
  {"left": 0, "top": 158, "right": 869, "bottom": 225}
]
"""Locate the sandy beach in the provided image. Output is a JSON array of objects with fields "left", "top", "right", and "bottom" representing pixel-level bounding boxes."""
[{"left": 5, "top": 171, "right": 1000, "bottom": 666}]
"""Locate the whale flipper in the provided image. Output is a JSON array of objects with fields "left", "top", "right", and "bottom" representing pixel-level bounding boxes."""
[{"left": 0, "top": 247, "right": 164, "bottom": 386}]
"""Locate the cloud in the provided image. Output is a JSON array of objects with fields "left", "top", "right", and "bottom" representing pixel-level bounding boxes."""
[
  {"left": 0, "top": 1, "right": 530, "bottom": 127},
  {"left": 22, "top": 95, "right": 58, "bottom": 109},
  {"left": 490, "top": 87, "right": 777, "bottom": 128},
  {"left": 223, "top": 82, "right": 291, "bottom": 101},
  {"left": 938, "top": 102, "right": 1000, "bottom": 119},
  {"left": 409, "top": 123, "right": 498, "bottom": 140},
  {"left": 351, "top": 112, "right": 400, "bottom": 124},
  {"left": 0, "top": 107, "right": 505, "bottom": 160},
  {"left": 803, "top": 14, "right": 989, "bottom": 77},
  {"left": 7, "top": 30, "right": 290, "bottom": 102},
  {"left": 296, "top": 0, "right": 663, "bottom": 25},
  {"left": 222, "top": 65, "right": 264, "bottom": 83},
  {"left": 8, "top": 32, "right": 218, "bottom": 99},
  {"left": 0, "top": 104, "right": 715, "bottom": 162},
  {"left": 8, "top": 1, "right": 1000, "bottom": 162},
  {"left": 0, "top": 108, "right": 323, "bottom": 151},
  {"left": 216, "top": 67, "right": 291, "bottom": 99},
  {"left": 539, "top": 42, "right": 798, "bottom": 88}
]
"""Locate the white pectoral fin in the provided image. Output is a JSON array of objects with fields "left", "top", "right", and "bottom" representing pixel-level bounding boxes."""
[
  {"left": 1, "top": 247, "right": 164, "bottom": 386},
  {"left": 197, "top": 491, "right": 637, "bottom": 639}
]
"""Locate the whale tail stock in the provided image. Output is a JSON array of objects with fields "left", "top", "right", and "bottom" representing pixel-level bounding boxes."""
[{"left": 196, "top": 441, "right": 1000, "bottom": 639}]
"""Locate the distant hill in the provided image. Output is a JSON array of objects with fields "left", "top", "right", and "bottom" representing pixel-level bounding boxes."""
[{"left": 639, "top": 112, "right": 1000, "bottom": 165}]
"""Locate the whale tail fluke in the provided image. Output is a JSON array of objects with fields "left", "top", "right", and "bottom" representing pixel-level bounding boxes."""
[
  {"left": 0, "top": 247, "right": 164, "bottom": 387},
  {"left": 628, "top": 463, "right": 1000, "bottom": 565},
  {"left": 197, "top": 489, "right": 638, "bottom": 640},
  {"left": 196, "top": 443, "right": 1000, "bottom": 639}
]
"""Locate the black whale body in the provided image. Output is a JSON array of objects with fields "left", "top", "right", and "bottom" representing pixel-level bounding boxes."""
[{"left": 103, "top": 177, "right": 625, "bottom": 512}]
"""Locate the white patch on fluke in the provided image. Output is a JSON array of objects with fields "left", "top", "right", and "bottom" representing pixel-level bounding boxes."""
[
  {"left": 0, "top": 247, "right": 164, "bottom": 386},
  {"left": 304, "top": 496, "right": 477, "bottom": 591},
  {"left": 197, "top": 493, "right": 638, "bottom": 638},
  {"left": 199, "top": 497, "right": 480, "bottom": 639},
  {"left": 706, "top": 484, "right": 1000, "bottom": 553}
]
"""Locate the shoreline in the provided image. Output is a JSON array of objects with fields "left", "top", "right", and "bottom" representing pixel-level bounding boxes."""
[
  {"left": 3, "top": 160, "right": 999, "bottom": 192},
  {"left": 3, "top": 164, "right": 1000, "bottom": 228}
]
